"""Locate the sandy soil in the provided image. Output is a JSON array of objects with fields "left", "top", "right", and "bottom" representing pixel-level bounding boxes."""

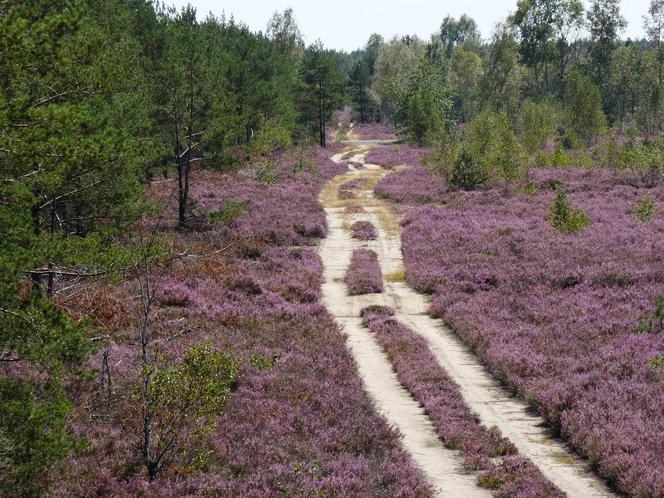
[{"left": 319, "top": 147, "right": 616, "bottom": 497}]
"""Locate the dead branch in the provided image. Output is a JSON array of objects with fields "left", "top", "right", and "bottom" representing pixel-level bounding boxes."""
[{"left": 38, "top": 180, "right": 102, "bottom": 210}]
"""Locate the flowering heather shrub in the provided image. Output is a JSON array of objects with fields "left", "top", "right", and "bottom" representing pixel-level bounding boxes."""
[
  {"left": 398, "top": 166, "right": 664, "bottom": 496},
  {"left": 345, "top": 205, "right": 365, "bottom": 214},
  {"left": 54, "top": 147, "right": 432, "bottom": 496},
  {"left": 375, "top": 165, "right": 447, "bottom": 204},
  {"left": 352, "top": 122, "right": 399, "bottom": 141},
  {"left": 351, "top": 220, "right": 377, "bottom": 240},
  {"left": 362, "top": 308, "right": 562, "bottom": 497},
  {"left": 365, "top": 144, "right": 430, "bottom": 168},
  {"left": 345, "top": 249, "right": 384, "bottom": 295},
  {"left": 338, "top": 178, "right": 366, "bottom": 200}
]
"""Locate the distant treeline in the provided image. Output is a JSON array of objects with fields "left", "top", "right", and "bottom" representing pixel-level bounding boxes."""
[{"left": 347, "top": 0, "right": 664, "bottom": 144}]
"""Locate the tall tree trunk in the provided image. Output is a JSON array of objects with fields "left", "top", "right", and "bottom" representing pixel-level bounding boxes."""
[
  {"left": 559, "top": 42, "right": 567, "bottom": 98},
  {"left": 318, "top": 73, "right": 326, "bottom": 148},
  {"left": 183, "top": 63, "right": 194, "bottom": 227},
  {"left": 30, "top": 202, "right": 43, "bottom": 294},
  {"left": 47, "top": 202, "right": 56, "bottom": 298},
  {"left": 175, "top": 115, "right": 185, "bottom": 227}
]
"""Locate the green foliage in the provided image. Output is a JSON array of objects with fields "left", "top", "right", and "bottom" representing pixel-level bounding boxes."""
[
  {"left": 562, "top": 129, "right": 583, "bottom": 150},
  {"left": 333, "top": 121, "right": 351, "bottom": 143},
  {"left": 436, "top": 109, "right": 525, "bottom": 189},
  {"left": 299, "top": 41, "right": 346, "bottom": 147},
  {"left": 405, "top": 59, "right": 450, "bottom": 145},
  {"left": 448, "top": 47, "right": 483, "bottom": 122},
  {"left": 650, "top": 354, "right": 664, "bottom": 371},
  {"left": 520, "top": 101, "right": 558, "bottom": 153},
  {"left": 249, "top": 119, "right": 293, "bottom": 156},
  {"left": 494, "top": 115, "right": 526, "bottom": 184},
  {"left": 249, "top": 353, "right": 279, "bottom": 371},
  {"left": 350, "top": 59, "right": 375, "bottom": 122},
  {"left": 292, "top": 145, "right": 317, "bottom": 174},
  {"left": 208, "top": 200, "right": 248, "bottom": 226},
  {"left": 520, "top": 184, "right": 538, "bottom": 195},
  {"left": 480, "top": 24, "right": 525, "bottom": 119},
  {"left": 0, "top": 377, "right": 86, "bottom": 497},
  {"left": 438, "top": 14, "right": 481, "bottom": 57},
  {"left": 465, "top": 110, "right": 502, "bottom": 165},
  {"left": 467, "top": 110, "right": 525, "bottom": 183},
  {"left": 587, "top": 0, "right": 626, "bottom": 84},
  {"left": 564, "top": 71, "right": 607, "bottom": 143},
  {"left": 549, "top": 144, "right": 576, "bottom": 166},
  {"left": 250, "top": 160, "right": 278, "bottom": 186},
  {"left": 447, "top": 147, "right": 489, "bottom": 190},
  {"left": 549, "top": 184, "right": 591, "bottom": 233},
  {"left": 510, "top": 0, "right": 584, "bottom": 96},
  {"left": 371, "top": 36, "right": 426, "bottom": 124},
  {"left": 0, "top": 298, "right": 93, "bottom": 496},
  {"left": 608, "top": 45, "right": 639, "bottom": 130},
  {"left": 144, "top": 342, "right": 240, "bottom": 477},
  {"left": 634, "top": 196, "right": 657, "bottom": 222},
  {"left": 636, "top": 296, "right": 664, "bottom": 333}
]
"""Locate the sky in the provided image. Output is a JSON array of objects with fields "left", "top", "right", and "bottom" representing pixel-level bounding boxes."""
[{"left": 168, "top": 0, "right": 653, "bottom": 52}]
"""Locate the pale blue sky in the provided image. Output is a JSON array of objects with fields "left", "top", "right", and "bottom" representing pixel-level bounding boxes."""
[{"left": 168, "top": 0, "right": 652, "bottom": 52}]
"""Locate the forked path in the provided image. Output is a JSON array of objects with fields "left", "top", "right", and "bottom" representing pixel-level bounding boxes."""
[{"left": 319, "top": 146, "right": 616, "bottom": 497}]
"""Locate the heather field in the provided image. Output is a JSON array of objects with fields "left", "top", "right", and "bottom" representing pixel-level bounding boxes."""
[
  {"left": 352, "top": 122, "right": 399, "bottom": 141},
  {"left": 11, "top": 2, "right": 664, "bottom": 496},
  {"left": 52, "top": 147, "right": 433, "bottom": 497},
  {"left": 377, "top": 155, "right": 664, "bottom": 496},
  {"left": 366, "top": 144, "right": 431, "bottom": 168},
  {"left": 351, "top": 220, "right": 378, "bottom": 240}
]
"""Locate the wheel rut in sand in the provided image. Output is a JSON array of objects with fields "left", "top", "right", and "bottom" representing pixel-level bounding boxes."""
[{"left": 319, "top": 146, "right": 616, "bottom": 498}]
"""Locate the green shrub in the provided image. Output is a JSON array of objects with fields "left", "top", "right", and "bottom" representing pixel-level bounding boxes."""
[
  {"left": 550, "top": 185, "right": 591, "bottom": 233},
  {"left": 494, "top": 115, "right": 526, "bottom": 185},
  {"left": 564, "top": 71, "right": 607, "bottom": 144},
  {"left": 633, "top": 196, "right": 657, "bottom": 222},
  {"left": 636, "top": 296, "right": 664, "bottom": 333},
  {"left": 650, "top": 354, "right": 664, "bottom": 371},
  {"left": 597, "top": 136, "right": 622, "bottom": 169},
  {"left": 520, "top": 100, "right": 557, "bottom": 153},
  {"left": 250, "top": 160, "right": 277, "bottom": 186},
  {"left": 249, "top": 119, "right": 293, "bottom": 155},
  {"left": 334, "top": 121, "right": 351, "bottom": 143},
  {"left": 292, "top": 145, "right": 317, "bottom": 174},
  {"left": 519, "top": 184, "right": 538, "bottom": 195},
  {"left": 562, "top": 129, "right": 582, "bottom": 150},
  {"left": 208, "top": 200, "right": 247, "bottom": 225},
  {"left": 535, "top": 151, "right": 549, "bottom": 167},
  {"left": 465, "top": 109, "right": 501, "bottom": 166},
  {"left": 447, "top": 147, "right": 489, "bottom": 190},
  {"left": 550, "top": 144, "right": 575, "bottom": 167},
  {"left": 143, "top": 342, "right": 240, "bottom": 478}
]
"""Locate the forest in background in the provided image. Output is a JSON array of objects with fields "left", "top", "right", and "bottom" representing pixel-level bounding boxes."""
[{"left": 2, "top": 0, "right": 664, "bottom": 495}]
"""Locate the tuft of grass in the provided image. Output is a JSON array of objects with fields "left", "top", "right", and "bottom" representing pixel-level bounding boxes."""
[
  {"left": 650, "top": 354, "right": 664, "bottom": 371},
  {"left": 633, "top": 196, "right": 657, "bottom": 222},
  {"left": 385, "top": 268, "right": 406, "bottom": 283}
]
